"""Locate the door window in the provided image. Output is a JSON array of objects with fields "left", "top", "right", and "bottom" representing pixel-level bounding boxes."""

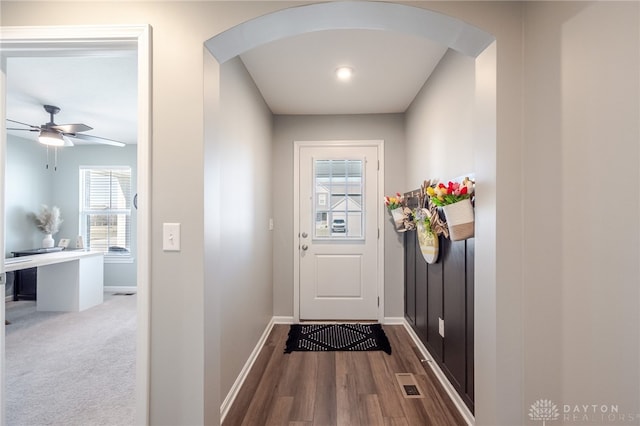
[{"left": 313, "top": 159, "right": 363, "bottom": 239}]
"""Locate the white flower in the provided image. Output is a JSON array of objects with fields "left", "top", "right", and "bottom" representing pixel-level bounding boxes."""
[{"left": 31, "top": 205, "right": 63, "bottom": 235}]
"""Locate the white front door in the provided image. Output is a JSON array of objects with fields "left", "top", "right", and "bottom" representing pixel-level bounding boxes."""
[{"left": 297, "top": 142, "right": 381, "bottom": 320}]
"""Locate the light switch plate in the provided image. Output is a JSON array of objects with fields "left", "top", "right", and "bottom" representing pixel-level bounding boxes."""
[{"left": 163, "top": 223, "right": 181, "bottom": 251}]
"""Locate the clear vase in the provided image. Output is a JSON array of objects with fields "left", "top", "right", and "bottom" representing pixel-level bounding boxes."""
[{"left": 42, "top": 234, "right": 55, "bottom": 248}]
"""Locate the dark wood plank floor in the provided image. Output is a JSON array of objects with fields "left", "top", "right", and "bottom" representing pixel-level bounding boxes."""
[{"left": 222, "top": 324, "right": 467, "bottom": 426}]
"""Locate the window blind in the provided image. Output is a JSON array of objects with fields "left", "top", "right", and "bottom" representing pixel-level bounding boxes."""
[{"left": 79, "top": 166, "right": 132, "bottom": 255}]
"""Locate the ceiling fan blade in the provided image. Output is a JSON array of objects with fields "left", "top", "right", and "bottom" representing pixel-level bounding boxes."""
[
  {"left": 51, "top": 123, "right": 93, "bottom": 133},
  {"left": 7, "top": 128, "right": 39, "bottom": 132},
  {"left": 62, "top": 135, "right": 75, "bottom": 147},
  {"left": 6, "top": 118, "right": 41, "bottom": 130},
  {"left": 68, "top": 133, "right": 126, "bottom": 147}
]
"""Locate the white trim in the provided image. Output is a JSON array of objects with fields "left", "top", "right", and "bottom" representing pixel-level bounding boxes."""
[
  {"left": 383, "top": 317, "right": 406, "bottom": 325},
  {"left": 273, "top": 316, "right": 295, "bottom": 324},
  {"left": 293, "top": 143, "right": 301, "bottom": 323},
  {"left": 377, "top": 142, "right": 385, "bottom": 323},
  {"left": 0, "top": 44, "right": 8, "bottom": 426},
  {"left": 402, "top": 319, "right": 474, "bottom": 426},
  {"left": 0, "top": 24, "right": 151, "bottom": 426},
  {"left": 135, "top": 25, "right": 152, "bottom": 426},
  {"left": 293, "top": 140, "right": 385, "bottom": 323},
  {"left": 220, "top": 317, "right": 276, "bottom": 423},
  {"left": 204, "top": 2, "right": 494, "bottom": 64}
]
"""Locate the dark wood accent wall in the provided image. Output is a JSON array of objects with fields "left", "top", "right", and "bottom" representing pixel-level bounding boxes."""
[{"left": 403, "top": 210, "right": 475, "bottom": 412}]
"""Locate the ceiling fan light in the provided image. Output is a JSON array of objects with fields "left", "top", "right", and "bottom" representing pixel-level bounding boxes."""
[{"left": 39, "top": 129, "right": 65, "bottom": 147}]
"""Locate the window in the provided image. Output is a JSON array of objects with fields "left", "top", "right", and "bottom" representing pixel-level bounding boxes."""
[
  {"left": 79, "top": 166, "right": 132, "bottom": 262},
  {"left": 313, "top": 159, "right": 364, "bottom": 239}
]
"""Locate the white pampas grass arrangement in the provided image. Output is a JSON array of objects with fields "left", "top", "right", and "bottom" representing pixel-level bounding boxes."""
[{"left": 31, "top": 205, "right": 63, "bottom": 235}]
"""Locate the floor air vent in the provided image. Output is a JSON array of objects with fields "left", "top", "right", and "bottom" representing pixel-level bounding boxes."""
[{"left": 395, "top": 373, "right": 424, "bottom": 399}]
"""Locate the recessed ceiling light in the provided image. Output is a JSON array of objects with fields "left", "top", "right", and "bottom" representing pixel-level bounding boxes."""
[{"left": 335, "top": 66, "right": 353, "bottom": 81}]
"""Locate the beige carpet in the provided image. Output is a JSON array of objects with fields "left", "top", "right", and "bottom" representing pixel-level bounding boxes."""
[{"left": 5, "top": 292, "right": 136, "bottom": 426}]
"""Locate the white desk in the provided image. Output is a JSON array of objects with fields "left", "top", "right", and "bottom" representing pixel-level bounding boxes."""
[{"left": 5, "top": 250, "right": 104, "bottom": 312}]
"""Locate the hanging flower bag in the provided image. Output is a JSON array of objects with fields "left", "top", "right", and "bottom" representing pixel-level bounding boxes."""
[
  {"left": 426, "top": 178, "right": 475, "bottom": 241},
  {"left": 390, "top": 207, "right": 405, "bottom": 231},
  {"left": 442, "top": 198, "right": 474, "bottom": 241}
]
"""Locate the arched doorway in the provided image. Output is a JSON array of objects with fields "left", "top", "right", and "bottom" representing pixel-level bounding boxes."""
[{"left": 203, "top": 2, "right": 496, "bottom": 424}]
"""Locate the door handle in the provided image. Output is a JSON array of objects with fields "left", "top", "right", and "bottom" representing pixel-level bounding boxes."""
[{"left": 301, "top": 244, "right": 309, "bottom": 251}]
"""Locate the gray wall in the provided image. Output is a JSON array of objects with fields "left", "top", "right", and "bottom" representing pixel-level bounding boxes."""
[
  {"left": 219, "top": 57, "right": 274, "bottom": 398},
  {"left": 272, "top": 114, "right": 406, "bottom": 318},
  {"left": 522, "top": 1, "right": 640, "bottom": 418},
  {"left": 5, "top": 136, "right": 137, "bottom": 287},
  {"left": 405, "top": 49, "right": 475, "bottom": 187}
]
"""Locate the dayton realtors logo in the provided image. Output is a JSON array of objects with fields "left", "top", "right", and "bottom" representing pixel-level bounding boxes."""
[
  {"left": 529, "top": 399, "right": 560, "bottom": 425},
  {"left": 530, "top": 399, "right": 640, "bottom": 424}
]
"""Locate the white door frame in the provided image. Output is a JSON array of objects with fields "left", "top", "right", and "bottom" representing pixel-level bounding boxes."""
[
  {"left": 293, "top": 140, "right": 385, "bottom": 323},
  {"left": 0, "top": 25, "right": 151, "bottom": 426}
]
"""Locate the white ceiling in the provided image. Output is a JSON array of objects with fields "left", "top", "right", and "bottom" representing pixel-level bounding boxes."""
[
  {"left": 240, "top": 29, "right": 448, "bottom": 115},
  {"left": 6, "top": 53, "right": 138, "bottom": 146},
  {"left": 6, "top": 29, "right": 448, "bottom": 145}
]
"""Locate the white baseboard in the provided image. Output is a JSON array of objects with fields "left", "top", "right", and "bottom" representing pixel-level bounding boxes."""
[
  {"left": 273, "top": 316, "right": 294, "bottom": 324},
  {"left": 220, "top": 317, "right": 276, "bottom": 423},
  {"left": 401, "top": 319, "right": 474, "bottom": 426},
  {"left": 104, "top": 286, "right": 137, "bottom": 293},
  {"left": 383, "top": 316, "right": 406, "bottom": 325},
  {"left": 7, "top": 287, "right": 137, "bottom": 300}
]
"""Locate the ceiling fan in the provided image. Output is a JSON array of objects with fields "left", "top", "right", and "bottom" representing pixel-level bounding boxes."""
[{"left": 6, "top": 104, "right": 126, "bottom": 148}]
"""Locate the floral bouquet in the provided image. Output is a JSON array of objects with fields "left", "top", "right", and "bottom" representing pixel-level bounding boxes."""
[
  {"left": 30, "top": 205, "right": 63, "bottom": 248},
  {"left": 32, "top": 204, "right": 63, "bottom": 235},
  {"left": 426, "top": 177, "right": 475, "bottom": 241},
  {"left": 425, "top": 177, "right": 474, "bottom": 207},
  {"left": 383, "top": 192, "right": 404, "bottom": 210}
]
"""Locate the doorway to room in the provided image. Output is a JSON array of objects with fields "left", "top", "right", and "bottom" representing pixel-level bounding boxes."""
[{"left": 0, "top": 25, "right": 151, "bottom": 425}]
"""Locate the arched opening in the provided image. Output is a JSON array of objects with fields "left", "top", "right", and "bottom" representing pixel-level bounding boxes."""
[{"left": 203, "top": 2, "right": 497, "bottom": 424}]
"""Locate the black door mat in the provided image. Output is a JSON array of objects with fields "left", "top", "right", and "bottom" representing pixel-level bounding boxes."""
[{"left": 284, "top": 323, "right": 391, "bottom": 355}]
